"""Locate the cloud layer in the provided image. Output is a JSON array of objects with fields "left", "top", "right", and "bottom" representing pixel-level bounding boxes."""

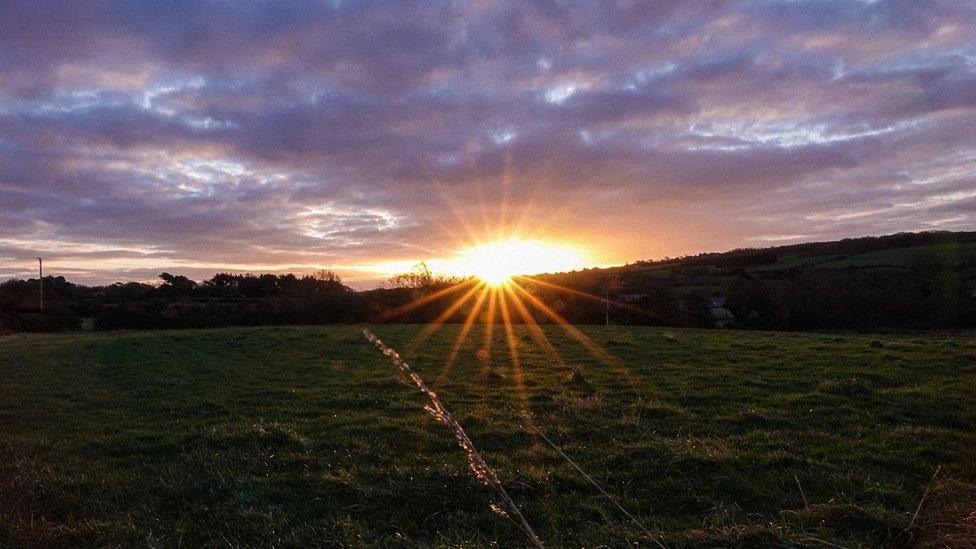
[{"left": 1, "top": 0, "right": 974, "bottom": 285}]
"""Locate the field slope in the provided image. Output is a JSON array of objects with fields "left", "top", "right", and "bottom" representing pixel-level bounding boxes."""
[{"left": 1, "top": 325, "right": 974, "bottom": 546}]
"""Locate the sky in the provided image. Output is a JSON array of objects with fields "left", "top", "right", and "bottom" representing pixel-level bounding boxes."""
[{"left": 1, "top": 0, "right": 975, "bottom": 288}]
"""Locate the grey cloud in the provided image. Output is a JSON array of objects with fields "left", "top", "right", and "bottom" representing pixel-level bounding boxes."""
[{"left": 0, "top": 0, "right": 974, "bottom": 286}]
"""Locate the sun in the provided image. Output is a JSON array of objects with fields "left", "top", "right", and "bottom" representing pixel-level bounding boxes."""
[{"left": 452, "top": 240, "right": 586, "bottom": 286}]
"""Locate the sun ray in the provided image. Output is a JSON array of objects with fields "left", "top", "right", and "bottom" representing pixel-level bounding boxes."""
[
  {"left": 508, "top": 281, "right": 612, "bottom": 361},
  {"left": 436, "top": 284, "right": 491, "bottom": 386},
  {"left": 480, "top": 286, "right": 500, "bottom": 376},
  {"left": 508, "top": 280, "right": 646, "bottom": 392},
  {"left": 411, "top": 165, "right": 481, "bottom": 252},
  {"left": 498, "top": 285, "right": 536, "bottom": 431},
  {"left": 516, "top": 276, "right": 677, "bottom": 324},
  {"left": 426, "top": 214, "right": 476, "bottom": 255},
  {"left": 497, "top": 151, "right": 513, "bottom": 241},
  {"left": 506, "top": 180, "right": 585, "bottom": 241},
  {"left": 415, "top": 148, "right": 496, "bottom": 253},
  {"left": 432, "top": 178, "right": 486, "bottom": 249},
  {"left": 508, "top": 180, "right": 544, "bottom": 238},
  {"left": 514, "top": 276, "right": 602, "bottom": 302},
  {"left": 505, "top": 283, "right": 568, "bottom": 371},
  {"left": 376, "top": 278, "right": 476, "bottom": 322},
  {"left": 459, "top": 128, "right": 494, "bottom": 244},
  {"left": 512, "top": 185, "right": 587, "bottom": 238},
  {"left": 406, "top": 280, "right": 485, "bottom": 353}
]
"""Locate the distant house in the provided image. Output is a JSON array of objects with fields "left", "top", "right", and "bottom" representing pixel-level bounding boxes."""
[
  {"left": 618, "top": 293, "right": 648, "bottom": 303},
  {"left": 676, "top": 294, "right": 737, "bottom": 327},
  {"left": 707, "top": 295, "right": 735, "bottom": 328}
]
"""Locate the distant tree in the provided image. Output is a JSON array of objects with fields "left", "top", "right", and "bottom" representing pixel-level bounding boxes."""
[
  {"left": 158, "top": 273, "right": 197, "bottom": 297},
  {"left": 205, "top": 273, "right": 240, "bottom": 288},
  {"left": 200, "top": 273, "right": 242, "bottom": 298},
  {"left": 99, "top": 281, "right": 156, "bottom": 300},
  {"left": 315, "top": 270, "right": 343, "bottom": 284},
  {"left": 310, "top": 271, "right": 349, "bottom": 295},
  {"left": 381, "top": 262, "right": 462, "bottom": 290}
]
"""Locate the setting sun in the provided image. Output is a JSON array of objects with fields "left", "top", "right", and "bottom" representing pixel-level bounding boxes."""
[{"left": 450, "top": 240, "right": 586, "bottom": 286}]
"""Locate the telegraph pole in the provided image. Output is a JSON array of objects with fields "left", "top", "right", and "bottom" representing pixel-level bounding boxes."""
[
  {"left": 37, "top": 257, "right": 43, "bottom": 310},
  {"left": 604, "top": 286, "right": 609, "bottom": 326}
]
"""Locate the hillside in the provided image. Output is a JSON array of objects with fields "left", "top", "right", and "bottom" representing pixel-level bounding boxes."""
[
  {"left": 678, "top": 232, "right": 972, "bottom": 271},
  {"left": 2, "top": 231, "right": 975, "bottom": 332},
  {"left": 531, "top": 231, "right": 976, "bottom": 330}
]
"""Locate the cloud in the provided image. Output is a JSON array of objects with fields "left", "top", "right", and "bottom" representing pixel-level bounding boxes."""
[{"left": 0, "top": 0, "right": 974, "bottom": 286}]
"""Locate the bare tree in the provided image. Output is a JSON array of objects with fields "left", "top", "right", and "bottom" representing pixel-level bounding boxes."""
[{"left": 381, "top": 262, "right": 464, "bottom": 290}]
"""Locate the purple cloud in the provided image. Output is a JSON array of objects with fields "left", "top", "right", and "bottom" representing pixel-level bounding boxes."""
[{"left": 0, "top": 0, "right": 974, "bottom": 286}]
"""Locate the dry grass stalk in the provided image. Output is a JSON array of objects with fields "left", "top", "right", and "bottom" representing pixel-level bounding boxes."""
[
  {"left": 363, "top": 328, "right": 544, "bottom": 547},
  {"left": 909, "top": 464, "right": 942, "bottom": 528},
  {"left": 534, "top": 429, "right": 668, "bottom": 549}
]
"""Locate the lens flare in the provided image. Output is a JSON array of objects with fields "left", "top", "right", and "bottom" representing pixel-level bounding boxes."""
[{"left": 451, "top": 240, "right": 586, "bottom": 286}]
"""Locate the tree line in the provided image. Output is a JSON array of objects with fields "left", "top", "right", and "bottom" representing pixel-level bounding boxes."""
[
  {"left": 2, "top": 232, "right": 975, "bottom": 332},
  {"left": 0, "top": 267, "right": 473, "bottom": 332}
]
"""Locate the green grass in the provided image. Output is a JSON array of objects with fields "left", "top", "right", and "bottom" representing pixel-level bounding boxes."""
[
  {"left": 744, "top": 241, "right": 976, "bottom": 273},
  {"left": 747, "top": 253, "right": 840, "bottom": 272},
  {"left": 814, "top": 241, "right": 976, "bottom": 269},
  {"left": 1, "top": 325, "right": 974, "bottom": 546}
]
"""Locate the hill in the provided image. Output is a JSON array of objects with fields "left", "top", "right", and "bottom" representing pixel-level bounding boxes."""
[
  {"left": 629, "top": 231, "right": 976, "bottom": 272},
  {"left": 2, "top": 231, "right": 975, "bottom": 332},
  {"left": 530, "top": 231, "right": 976, "bottom": 330}
]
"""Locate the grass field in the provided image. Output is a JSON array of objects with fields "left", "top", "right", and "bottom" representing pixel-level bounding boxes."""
[
  {"left": 814, "top": 242, "right": 976, "bottom": 270},
  {"left": 746, "top": 241, "right": 976, "bottom": 272},
  {"left": 1, "top": 325, "right": 974, "bottom": 547}
]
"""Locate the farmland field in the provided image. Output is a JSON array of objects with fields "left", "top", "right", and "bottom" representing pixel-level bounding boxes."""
[{"left": 1, "top": 325, "right": 974, "bottom": 547}]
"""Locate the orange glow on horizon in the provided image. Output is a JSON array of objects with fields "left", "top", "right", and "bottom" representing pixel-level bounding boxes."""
[
  {"left": 372, "top": 174, "right": 630, "bottom": 399},
  {"left": 445, "top": 239, "right": 588, "bottom": 286}
]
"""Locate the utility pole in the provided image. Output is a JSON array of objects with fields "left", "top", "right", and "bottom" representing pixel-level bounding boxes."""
[
  {"left": 37, "top": 257, "right": 43, "bottom": 310},
  {"left": 604, "top": 286, "right": 609, "bottom": 326}
]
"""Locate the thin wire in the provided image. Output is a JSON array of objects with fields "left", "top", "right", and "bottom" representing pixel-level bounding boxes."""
[{"left": 534, "top": 428, "right": 668, "bottom": 549}]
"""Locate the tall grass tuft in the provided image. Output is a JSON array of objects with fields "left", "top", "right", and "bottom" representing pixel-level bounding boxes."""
[{"left": 363, "top": 328, "right": 544, "bottom": 547}]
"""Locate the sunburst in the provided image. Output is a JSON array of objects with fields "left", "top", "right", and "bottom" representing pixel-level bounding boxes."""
[
  {"left": 367, "top": 178, "right": 665, "bottom": 546},
  {"left": 450, "top": 239, "right": 586, "bottom": 287},
  {"left": 370, "top": 156, "right": 640, "bottom": 382},
  {"left": 377, "top": 238, "right": 632, "bottom": 390}
]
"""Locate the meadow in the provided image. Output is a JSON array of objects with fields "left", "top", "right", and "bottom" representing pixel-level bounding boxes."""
[{"left": 0, "top": 325, "right": 974, "bottom": 547}]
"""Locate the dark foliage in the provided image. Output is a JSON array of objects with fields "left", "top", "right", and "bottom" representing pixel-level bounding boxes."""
[
  {"left": 533, "top": 231, "right": 976, "bottom": 330},
  {"left": 2, "top": 231, "right": 975, "bottom": 332}
]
